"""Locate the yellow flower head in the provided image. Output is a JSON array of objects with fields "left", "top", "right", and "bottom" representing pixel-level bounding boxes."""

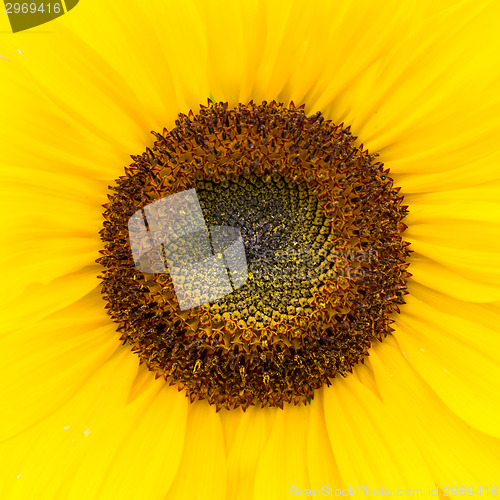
[{"left": 1, "top": 0, "right": 500, "bottom": 498}]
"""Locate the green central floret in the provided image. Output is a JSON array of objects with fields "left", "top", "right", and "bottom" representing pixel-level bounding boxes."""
[{"left": 97, "top": 101, "right": 411, "bottom": 411}]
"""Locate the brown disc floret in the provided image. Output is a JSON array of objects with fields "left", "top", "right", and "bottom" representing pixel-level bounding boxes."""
[{"left": 97, "top": 101, "right": 411, "bottom": 410}]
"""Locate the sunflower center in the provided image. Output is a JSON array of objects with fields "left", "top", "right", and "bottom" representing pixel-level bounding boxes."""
[
  {"left": 97, "top": 101, "right": 410, "bottom": 410},
  {"left": 196, "top": 173, "right": 327, "bottom": 328}
]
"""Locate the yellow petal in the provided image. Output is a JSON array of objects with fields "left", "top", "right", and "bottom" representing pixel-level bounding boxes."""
[
  {"left": 222, "top": 406, "right": 277, "bottom": 500},
  {"left": 310, "top": 0, "right": 500, "bottom": 200},
  {"left": 395, "top": 289, "right": 500, "bottom": 438},
  {"left": 0, "top": 168, "right": 105, "bottom": 299},
  {"left": 369, "top": 336, "right": 500, "bottom": 486},
  {"left": 357, "top": 1, "right": 500, "bottom": 158},
  {"left": 0, "top": 347, "right": 140, "bottom": 499},
  {"left": 306, "top": 390, "right": 345, "bottom": 488},
  {"left": 406, "top": 281, "right": 500, "bottom": 357},
  {"left": 66, "top": 377, "right": 187, "bottom": 500},
  {"left": 405, "top": 185, "right": 500, "bottom": 223},
  {"left": 1, "top": 266, "right": 101, "bottom": 336},
  {"left": 305, "top": 0, "right": 421, "bottom": 118},
  {"left": 194, "top": 0, "right": 265, "bottom": 104},
  {"left": 0, "top": 287, "right": 119, "bottom": 441},
  {"left": 0, "top": 43, "right": 148, "bottom": 182},
  {"left": 408, "top": 253, "right": 500, "bottom": 302},
  {"left": 324, "top": 369, "right": 435, "bottom": 489},
  {"left": 254, "top": 403, "right": 311, "bottom": 498},
  {"left": 405, "top": 217, "right": 500, "bottom": 294},
  {"left": 165, "top": 401, "right": 226, "bottom": 499},
  {"left": 394, "top": 158, "right": 500, "bottom": 193}
]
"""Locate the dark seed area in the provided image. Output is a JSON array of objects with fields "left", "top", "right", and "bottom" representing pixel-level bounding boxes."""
[{"left": 195, "top": 173, "right": 331, "bottom": 325}]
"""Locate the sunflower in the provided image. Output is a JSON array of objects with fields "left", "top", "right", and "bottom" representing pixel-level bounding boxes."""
[{"left": 1, "top": 0, "right": 500, "bottom": 498}]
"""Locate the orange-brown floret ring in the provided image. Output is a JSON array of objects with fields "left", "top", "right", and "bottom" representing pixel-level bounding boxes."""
[{"left": 97, "top": 101, "right": 411, "bottom": 411}]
